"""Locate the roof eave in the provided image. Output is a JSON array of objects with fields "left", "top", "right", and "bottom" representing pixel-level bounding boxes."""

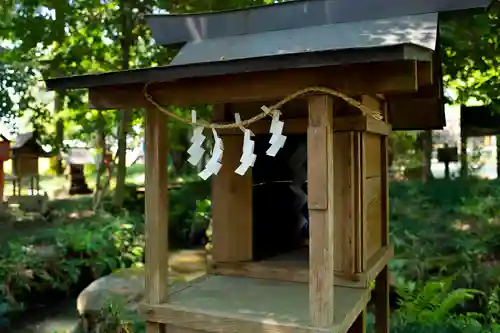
[
  {"left": 146, "top": 0, "right": 492, "bottom": 46},
  {"left": 44, "top": 44, "right": 432, "bottom": 92}
]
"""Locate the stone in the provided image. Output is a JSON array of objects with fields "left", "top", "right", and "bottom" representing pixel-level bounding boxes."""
[
  {"left": 7, "top": 193, "right": 49, "bottom": 213},
  {"left": 76, "top": 266, "right": 146, "bottom": 333},
  {"left": 77, "top": 250, "right": 207, "bottom": 332},
  {"left": 77, "top": 267, "right": 146, "bottom": 316}
]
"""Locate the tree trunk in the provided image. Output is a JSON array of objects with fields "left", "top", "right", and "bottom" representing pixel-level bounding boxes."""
[
  {"left": 421, "top": 130, "right": 433, "bottom": 183},
  {"left": 460, "top": 129, "right": 468, "bottom": 178},
  {"left": 113, "top": 0, "right": 133, "bottom": 207},
  {"left": 93, "top": 109, "right": 107, "bottom": 209},
  {"left": 113, "top": 109, "right": 131, "bottom": 206},
  {"left": 53, "top": 4, "right": 67, "bottom": 176},
  {"left": 54, "top": 95, "right": 65, "bottom": 175}
]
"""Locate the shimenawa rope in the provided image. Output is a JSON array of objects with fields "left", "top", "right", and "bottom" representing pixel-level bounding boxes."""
[{"left": 143, "top": 83, "right": 382, "bottom": 128}]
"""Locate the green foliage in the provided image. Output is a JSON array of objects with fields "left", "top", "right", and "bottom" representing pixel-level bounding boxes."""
[
  {"left": 0, "top": 211, "right": 144, "bottom": 325},
  {"left": 382, "top": 278, "right": 500, "bottom": 333},
  {"left": 441, "top": 9, "right": 500, "bottom": 105},
  {"left": 389, "top": 131, "right": 421, "bottom": 177},
  {"left": 394, "top": 277, "right": 480, "bottom": 325},
  {"left": 390, "top": 179, "right": 500, "bottom": 290}
]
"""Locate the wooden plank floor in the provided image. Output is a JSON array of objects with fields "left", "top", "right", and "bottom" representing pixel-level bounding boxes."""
[{"left": 167, "top": 275, "right": 370, "bottom": 332}]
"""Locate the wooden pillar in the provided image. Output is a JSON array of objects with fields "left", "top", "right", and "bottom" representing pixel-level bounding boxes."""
[
  {"left": 307, "top": 95, "right": 335, "bottom": 327},
  {"left": 211, "top": 104, "right": 253, "bottom": 263},
  {"left": 145, "top": 107, "right": 169, "bottom": 333},
  {"left": 333, "top": 131, "right": 361, "bottom": 276},
  {"left": 375, "top": 102, "right": 390, "bottom": 333}
]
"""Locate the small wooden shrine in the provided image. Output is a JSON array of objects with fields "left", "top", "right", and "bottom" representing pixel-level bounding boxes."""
[
  {"left": 10, "top": 131, "right": 51, "bottom": 195},
  {"left": 60, "top": 147, "right": 94, "bottom": 195},
  {"left": 44, "top": 1, "right": 491, "bottom": 332},
  {"left": 460, "top": 105, "right": 500, "bottom": 176},
  {"left": 0, "top": 134, "right": 10, "bottom": 202}
]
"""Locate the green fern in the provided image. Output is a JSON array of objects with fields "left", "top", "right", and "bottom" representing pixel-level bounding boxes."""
[{"left": 395, "top": 277, "right": 482, "bottom": 325}]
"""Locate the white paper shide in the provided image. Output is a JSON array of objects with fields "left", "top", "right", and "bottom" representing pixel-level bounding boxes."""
[
  {"left": 235, "top": 128, "right": 257, "bottom": 176},
  {"left": 198, "top": 128, "right": 224, "bottom": 180},
  {"left": 265, "top": 107, "right": 287, "bottom": 157},
  {"left": 187, "top": 126, "right": 206, "bottom": 166}
]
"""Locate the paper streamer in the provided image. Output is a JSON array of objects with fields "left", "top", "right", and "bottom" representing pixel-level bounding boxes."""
[
  {"left": 266, "top": 109, "right": 287, "bottom": 157},
  {"left": 235, "top": 128, "right": 257, "bottom": 176},
  {"left": 187, "top": 111, "right": 205, "bottom": 166},
  {"left": 198, "top": 129, "right": 224, "bottom": 180}
]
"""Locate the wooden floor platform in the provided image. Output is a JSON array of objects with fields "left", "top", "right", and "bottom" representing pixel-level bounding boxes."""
[
  {"left": 210, "top": 246, "right": 393, "bottom": 288},
  {"left": 140, "top": 274, "right": 371, "bottom": 333}
]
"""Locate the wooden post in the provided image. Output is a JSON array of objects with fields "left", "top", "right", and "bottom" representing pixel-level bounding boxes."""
[
  {"left": 307, "top": 95, "right": 335, "bottom": 327},
  {"left": 333, "top": 131, "right": 358, "bottom": 276},
  {"left": 211, "top": 104, "right": 253, "bottom": 263},
  {"left": 375, "top": 106, "right": 390, "bottom": 333},
  {"left": 145, "top": 107, "right": 169, "bottom": 333}
]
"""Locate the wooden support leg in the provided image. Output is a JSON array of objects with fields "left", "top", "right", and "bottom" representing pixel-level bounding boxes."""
[
  {"left": 307, "top": 95, "right": 335, "bottom": 327},
  {"left": 375, "top": 267, "right": 390, "bottom": 333},
  {"left": 375, "top": 135, "right": 390, "bottom": 333},
  {"left": 145, "top": 107, "right": 169, "bottom": 333}
]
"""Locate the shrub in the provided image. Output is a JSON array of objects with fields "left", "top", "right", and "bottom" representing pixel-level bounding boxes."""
[{"left": 0, "top": 211, "right": 144, "bottom": 326}]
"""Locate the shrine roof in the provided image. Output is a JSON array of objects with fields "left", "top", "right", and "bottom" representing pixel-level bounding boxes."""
[
  {"left": 461, "top": 105, "right": 500, "bottom": 137},
  {"left": 61, "top": 147, "right": 95, "bottom": 165},
  {"left": 11, "top": 132, "right": 52, "bottom": 157},
  {"left": 44, "top": 0, "right": 491, "bottom": 92},
  {"left": 147, "top": 0, "right": 492, "bottom": 46}
]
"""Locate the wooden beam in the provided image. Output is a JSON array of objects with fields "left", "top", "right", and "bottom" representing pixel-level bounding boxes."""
[
  {"left": 89, "top": 61, "right": 420, "bottom": 109},
  {"left": 217, "top": 115, "right": 391, "bottom": 136},
  {"left": 140, "top": 302, "right": 331, "bottom": 333},
  {"left": 387, "top": 97, "right": 444, "bottom": 130},
  {"left": 209, "top": 246, "right": 393, "bottom": 288},
  {"left": 211, "top": 106, "right": 253, "bottom": 263},
  {"left": 307, "top": 95, "right": 335, "bottom": 327},
  {"left": 144, "top": 106, "right": 169, "bottom": 333}
]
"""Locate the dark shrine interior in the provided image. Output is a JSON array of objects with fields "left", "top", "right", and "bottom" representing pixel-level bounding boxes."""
[{"left": 251, "top": 134, "right": 309, "bottom": 261}]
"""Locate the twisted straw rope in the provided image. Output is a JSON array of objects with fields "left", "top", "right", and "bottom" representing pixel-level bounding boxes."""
[{"left": 143, "top": 84, "right": 383, "bottom": 128}]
